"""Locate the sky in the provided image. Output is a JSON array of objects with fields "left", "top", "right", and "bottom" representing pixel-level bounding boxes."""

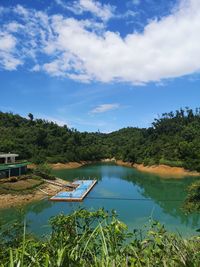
[{"left": 1, "top": 0, "right": 200, "bottom": 132}]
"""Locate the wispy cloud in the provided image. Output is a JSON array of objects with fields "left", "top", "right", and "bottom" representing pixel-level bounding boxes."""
[
  {"left": 91, "top": 104, "right": 120, "bottom": 113},
  {"left": 34, "top": 113, "right": 71, "bottom": 127},
  {"left": 55, "top": 0, "right": 115, "bottom": 22}
]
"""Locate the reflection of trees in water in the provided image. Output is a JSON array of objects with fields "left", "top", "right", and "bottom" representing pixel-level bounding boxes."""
[
  {"left": 52, "top": 168, "right": 101, "bottom": 181},
  {"left": 120, "top": 172, "right": 200, "bottom": 228},
  {"left": 27, "top": 199, "right": 54, "bottom": 215},
  {"left": 0, "top": 206, "right": 26, "bottom": 225},
  {"left": 52, "top": 163, "right": 122, "bottom": 181}
]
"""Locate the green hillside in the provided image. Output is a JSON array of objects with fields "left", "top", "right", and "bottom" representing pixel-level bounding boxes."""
[{"left": 1, "top": 107, "right": 200, "bottom": 171}]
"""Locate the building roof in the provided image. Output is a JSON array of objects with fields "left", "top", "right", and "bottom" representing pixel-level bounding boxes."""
[
  {"left": 0, "top": 162, "right": 31, "bottom": 171},
  {"left": 0, "top": 153, "right": 19, "bottom": 158}
]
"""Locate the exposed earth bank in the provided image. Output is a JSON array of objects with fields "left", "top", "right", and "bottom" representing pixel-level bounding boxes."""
[
  {"left": 116, "top": 160, "right": 200, "bottom": 178},
  {"left": 28, "top": 161, "right": 92, "bottom": 170},
  {"left": 50, "top": 161, "right": 91, "bottom": 169},
  {"left": 0, "top": 177, "right": 66, "bottom": 209},
  {"left": 50, "top": 159, "right": 115, "bottom": 169}
]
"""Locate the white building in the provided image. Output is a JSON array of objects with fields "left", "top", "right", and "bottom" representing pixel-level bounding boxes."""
[{"left": 0, "top": 153, "right": 19, "bottom": 164}]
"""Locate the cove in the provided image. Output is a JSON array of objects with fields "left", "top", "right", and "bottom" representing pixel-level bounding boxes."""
[{"left": 0, "top": 163, "right": 200, "bottom": 237}]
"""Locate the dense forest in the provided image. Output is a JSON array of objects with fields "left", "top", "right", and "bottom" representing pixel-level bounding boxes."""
[{"left": 1, "top": 107, "right": 200, "bottom": 171}]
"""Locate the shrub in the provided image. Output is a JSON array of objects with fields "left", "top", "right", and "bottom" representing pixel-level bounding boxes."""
[
  {"left": 47, "top": 156, "right": 68, "bottom": 164},
  {"left": 1, "top": 209, "right": 200, "bottom": 266},
  {"left": 9, "top": 177, "right": 18, "bottom": 183},
  {"left": 33, "top": 164, "right": 55, "bottom": 180},
  {"left": 143, "top": 158, "right": 150, "bottom": 166},
  {"left": 143, "top": 158, "right": 157, "bottom": 166},
  {"left": 183, "top": 181, "right": 200, "bottom": 213},
  {"left": 159, "top": 158, "right": 184, "bottom": 167},
  {"left": 31, "top": 155, "right": 46, "bottom": 164}
]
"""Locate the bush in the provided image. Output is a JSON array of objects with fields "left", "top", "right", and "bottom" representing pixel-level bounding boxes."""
[
  {"left": 143, "top": 158, "right": 150, "bottom": 166},
  {"left": 47, "top": 156, "right": 68, "bottom": 164},
  {"left": 33, "top": 164, "right": 55, "bottom": 180},
  {"left": 34, "top": 163, "right": 52, "bottom": 175},
  {"left": 183, "top": 181, "right": 200, "bottom": 213},
  {"left": 9, "top": 177, "right": 18, "bottom": 183},
  {"left": 135, "top": 158, "right": 143, "bottom": 164},
  {"left": 1, "top": 209, "right": 200, "bottom": 266},
  {"left": 148, "top": 158, "right": 157, "bottom": 165},
  {"left": 143, "top": 158, "right": 157, "bottom": 166},
  {"left": 183, "top": 159, "right": 200, "bottom": 172},
  {"left": 31, "top": 155, "right": 46, "bottom": 164},
  {"left": 159, "top": 158, "right": 184, "bottom": 167}
]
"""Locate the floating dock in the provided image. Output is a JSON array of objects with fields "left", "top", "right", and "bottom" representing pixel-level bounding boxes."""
[{"left": 50, "top": 180, "right": 97, "bottom": 202}]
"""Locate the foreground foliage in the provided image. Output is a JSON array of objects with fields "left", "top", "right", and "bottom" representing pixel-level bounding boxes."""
[
  {"left": 1, "top": 107, "right": 200, "bottom": 171},
  {"left": 0, "top": 209, "right": 200, "bottom": 266},
  {"left": 184, "top": 180, "right": 200, "bottom": 213}
]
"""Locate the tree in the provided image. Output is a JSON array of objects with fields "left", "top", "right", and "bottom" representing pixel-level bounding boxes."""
[{"left": 28, "top": 113, "right": 34, "bottom": 122}]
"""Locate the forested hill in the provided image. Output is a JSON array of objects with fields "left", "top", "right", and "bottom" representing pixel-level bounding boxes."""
[{"left": 1, "top": 108, "right": 200, "bottom": 171}]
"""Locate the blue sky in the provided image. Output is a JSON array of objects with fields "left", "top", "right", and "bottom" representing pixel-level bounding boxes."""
[{"left": 1, "top": 0, "right": 200, "bottom": 132}]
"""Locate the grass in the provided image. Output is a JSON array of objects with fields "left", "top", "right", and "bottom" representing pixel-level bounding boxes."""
[
  {"left": 0, "top": 208, "right": 200, "bottom": 266},
  {"left": 0, "top": 175, "right": 44, "bottom": 194},
  {"left": 1, "top": 179, "right": 43, "bottom": 191}
]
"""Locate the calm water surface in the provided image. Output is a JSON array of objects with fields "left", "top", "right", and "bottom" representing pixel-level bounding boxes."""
[{"left": 0, "top": 164, "right": 200, "bottom": 237}]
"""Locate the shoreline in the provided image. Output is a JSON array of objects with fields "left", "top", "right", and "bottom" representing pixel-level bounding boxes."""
[
  {"left": 28, "top": 161, "right": 92, "bottom": 170},
  {"left": 48, "top": 159, "right": 200, "bottom": 178},
  {"left": 115, "top": 160, "right": 200, "bottom": 178},
  {"left": 0, "top": 177, "right": 66, "bottom": 210},
  {"left": 50, "top": 159, "right": 115, "bottom": 169},
  {"left": 50, "top": 161, "right": 91, "bottom": 169}
]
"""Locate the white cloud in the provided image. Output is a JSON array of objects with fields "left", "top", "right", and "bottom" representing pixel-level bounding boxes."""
[
  {"left": 57, "top": 0, "right": 115, "bottom": 21},
  {"left": 67, "top": 73, "right": 91, "bottom": 83},
  {"left": 15, "top": 5, "right": 29, "bottom": 17},
  {"left": 0, "top": 54, "right": 22, "bottom": 70},
  {"left": 6, "top": 22, "right": 22, "bottom": 33},
  {"left": 45, "top": 0, "right": 200, "bottom": 84},
  {"left": 91, "top": 104, "right": 120, "bottom": 113},
  {"left": 1, "top": 0, "right": 200, "bottom": 83},
  {"left": 43, "top": 60, "right": 67, "bottom": 76},
  {"left": 0, "top": 33, "right": 22, "bottom": 70},
  {"left": 0, "top": 33, "right": 16, "bottom": 51}
]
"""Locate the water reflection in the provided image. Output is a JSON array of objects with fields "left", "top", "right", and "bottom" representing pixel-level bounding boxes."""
[{"left": 119, "top": 170, "right": 200, "bottom": 228}]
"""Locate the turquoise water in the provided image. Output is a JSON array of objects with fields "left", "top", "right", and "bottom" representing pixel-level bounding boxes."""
[{"left": 0, "top": 163, "right": 200, "bottom": 237}]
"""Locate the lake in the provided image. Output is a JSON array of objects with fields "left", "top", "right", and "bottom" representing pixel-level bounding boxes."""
[{"left": 0, "top": 163, "right": 200, "bottom": 237}]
